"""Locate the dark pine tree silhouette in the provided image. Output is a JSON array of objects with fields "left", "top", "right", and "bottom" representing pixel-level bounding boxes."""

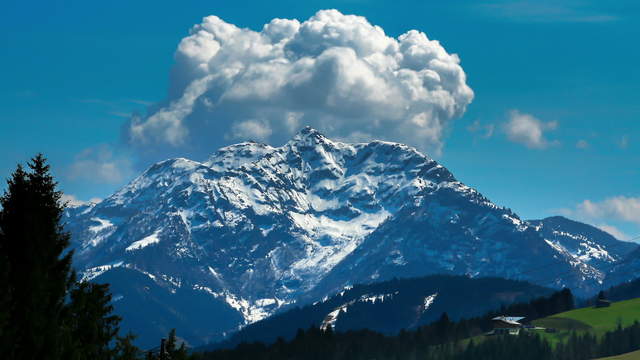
[
  {"left": 166, "top": 329, "right": 190, "bottom": 360},
  {"left": 0, "top": 154, "right": 139, "bottom": 360},
  {"left": 0, "top": 155, "right": 75, "bottom": 360},
  {"left": 598, "top": 290, "right": 606, "bottom": 300},
  {"left": 0, "top": 233, "right": 11, "bottom": 357},
  {"left": 60, "top": 282, "right": 122, "bottom": 360}
]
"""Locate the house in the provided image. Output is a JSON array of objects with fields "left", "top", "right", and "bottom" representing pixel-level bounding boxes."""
[{"left": 490, "top": 316, "right": 525, "bottom": 335}]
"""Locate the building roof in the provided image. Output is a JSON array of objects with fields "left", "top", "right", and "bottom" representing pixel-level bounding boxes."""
[{"left": 491, "top": 316, "right": 525, "bottom": 325}]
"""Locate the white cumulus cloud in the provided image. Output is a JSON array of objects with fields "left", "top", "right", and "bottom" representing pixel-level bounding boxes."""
[
  {"left": 125, "top": 9, "right": 474, "bottom": 161},
  {"left": 559, "top": 196, "right": 640, "bottom": 241},
  {"left": 574, "top": 197, "right": 640, "bottom": 225},
  {"left": 504, "top": 110, "right": 558, "bottom": 149}
]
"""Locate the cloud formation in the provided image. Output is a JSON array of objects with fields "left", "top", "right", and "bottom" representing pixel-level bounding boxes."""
[
  {"left": 67, "top": 145, "right": 133, "bottom": 184},
  {"left": 504, "top": 110, "right": 558, "bottom": 149},
  {"left": 573, "top": 197, "right": 640, "bottom": 225},
  {"left": 559, "top": 196, "right": 640, "bottom": 240},
  {"left": 125, "top": 9, "right": 474, "bottom": 162},
  {"left": 596, "top": 224, "right": 630, "bottom": 241}
]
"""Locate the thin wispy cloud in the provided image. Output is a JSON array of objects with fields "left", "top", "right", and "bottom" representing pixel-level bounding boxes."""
[
  {"left": 73, "top": 97, "right": 151, "bottom": 119},
  {"left": 576, "top": 139, "right": 589, "bottom": 149},
  {"left": 76, "top": 98, "right": 114, "bottom": 105},
  {"left": 596, "top": 224, "right": 631, "bottom": 241},
  {"left": 467, "top": 120, "right": 495, "bottom": 139},
  {"left": 618, "top": 135, "right": 630, "bottom": 149},
  {"left": 75, "top": 98, "right": 153, "bottom": 107},
  {"left": 109, "top": 111, "right": 133, "bottom": 118},
  {"left": 477, "top": 1, "right": 618, "bottom": 23},
  {"left": 127, "top": 99, "right": 154, "bottom": 106}
]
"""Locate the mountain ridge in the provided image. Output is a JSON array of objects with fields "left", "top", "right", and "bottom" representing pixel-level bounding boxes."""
[{"left": 62, "top": 127, "right": 638, "bottom": 347}]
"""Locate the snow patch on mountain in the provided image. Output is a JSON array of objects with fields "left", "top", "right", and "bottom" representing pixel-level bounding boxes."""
[
  {"left": 81, "top": 261, "right": 124, "bottom": 282},
  {"left": 126, "top": 230, "right": 162, "bottom": 251},
  {"left": 320, "top": 292, "right": 398, "bottom": 331},
  {"left": 89, "top": 217, "right": 113, "bottom": 233},
  {"left": 422, "top": 293, "right": 438, "bottom": 312}
]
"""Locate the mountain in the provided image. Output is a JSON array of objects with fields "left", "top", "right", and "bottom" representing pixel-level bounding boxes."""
[
  {"left": 528, "top": 216, "right": 637, "bottom": 270},
  {"left": 209, "top": 275, "right": 552, "bottom": 350},
  {"left": 62, "top": 127, "right": 637, "bottom": 347},
  {"left": 605, "top": 247, "right": 640, "bottom": 287}
]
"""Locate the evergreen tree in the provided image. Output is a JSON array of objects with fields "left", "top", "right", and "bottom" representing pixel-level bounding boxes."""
[
  {"left": 114, "top": 332, "right": 141, "bottom": 360},
  {"left": 0, "top": 155, "right": 75, "bottom": 360},
  {"left": 165, "top": 329, "right": 190, "bottom": 360},
  {"left": 0, "top": 154, "right": 140, "bottom": 359},
  {"left": 60, "top": 282, "right": 122, "bottom": 359},
  {"left": 0, "top": 244, "right": 12, "bottom": 359}
]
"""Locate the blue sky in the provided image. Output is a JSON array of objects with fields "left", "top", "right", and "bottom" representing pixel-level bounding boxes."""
[{"left": 1, "top": 0, "right": 639, "bottom": 239}]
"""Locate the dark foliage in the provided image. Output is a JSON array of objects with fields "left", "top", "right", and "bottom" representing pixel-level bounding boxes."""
[
  {"left": 145, "top": 329, "right": 195, "bottom": 360},
  {"left": 60, "top": 282, "right": 122, "bottom": 359},
  {"left": 456, "top": 333, "right": 554, "bottom": 360},
  {"left": 195, "top": 289, "right": 576, "bottom": 360},
  {"left": 0, "top": 156, "right": 75, "bottom": 359},
  {"left": 195, "top": 317, "right": 640, "bottom": 360},
  {"left": 600, "top": 277, "right": 640, "bottom": 303},
  {"left": 210, "top": 275, "right": 552, "bottom": 350},
  {"left": 554, "top": 321, "right": 640, "bottom": 360},
  {"left": 0, "top": 154, "right": 140, "bottom": 359}
]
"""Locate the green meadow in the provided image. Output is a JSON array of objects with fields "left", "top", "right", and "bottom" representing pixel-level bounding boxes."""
[{"left": 532, "top": 298, "right": 640, "bottom": 346}]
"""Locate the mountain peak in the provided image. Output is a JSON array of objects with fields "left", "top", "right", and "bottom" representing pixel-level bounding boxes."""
[
  {"left": 205, "top": 141, "right": 275, "bottom": 172},
  {"left": 288, "top": 126, "right": 329, "bottom": 146},
  {"left": 298, "top": 125, "right": 323, "bottom": 137}
]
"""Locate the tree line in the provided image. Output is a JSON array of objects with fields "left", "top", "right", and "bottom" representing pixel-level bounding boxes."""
[
  {"left": 196, "top": 288, "right": 576, "bottom": 359},
  {"left": 196, "top": 317, "right": 640, "bottom": 360}
]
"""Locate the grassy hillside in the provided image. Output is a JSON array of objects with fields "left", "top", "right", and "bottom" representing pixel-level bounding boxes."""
[{"left": 532, "top": 297, "right": 640, "bottom": 345}]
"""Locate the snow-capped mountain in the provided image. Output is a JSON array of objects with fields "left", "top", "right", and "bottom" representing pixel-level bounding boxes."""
[
  {"left": 63, "top": 127, "right": 637, "bottom": 347},
  {"left": 529, "top": 216, "right": 637, "bottom": 270}
]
